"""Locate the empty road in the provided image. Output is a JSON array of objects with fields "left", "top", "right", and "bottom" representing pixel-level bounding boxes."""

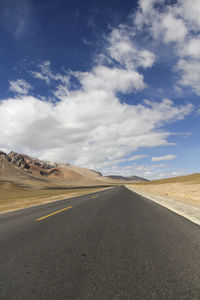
[{"left": 0, "top": 186, "right": 200, "bottom": 299}]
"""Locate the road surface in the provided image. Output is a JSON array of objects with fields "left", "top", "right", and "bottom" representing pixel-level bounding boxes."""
[{"left": 0, "top": 186, "right": 200, "bottom": 299}]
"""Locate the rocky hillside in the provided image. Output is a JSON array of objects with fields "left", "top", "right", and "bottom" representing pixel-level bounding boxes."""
[
  {"left": 0, "top": 151, "right": 29, "bottom": 179},
  {"left": 0, "top": 151, "right": 102, "bottom": 182},
  {"left": 0, "top": 150, "right": 147, "bottom": 185},
  {"left": 7, "top": 151, "right": 70, "bottom": 173}
]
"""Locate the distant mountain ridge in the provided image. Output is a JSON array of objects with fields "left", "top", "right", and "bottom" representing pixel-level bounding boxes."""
[
  {"left": 0, "top": 150, "right": 102, "bottom": 180},
  {"left": 106, "top": 175, "right": 148, "bottom": 182},
  {"left": 0, "top": 150, "right": 147, "bottom": 186}
]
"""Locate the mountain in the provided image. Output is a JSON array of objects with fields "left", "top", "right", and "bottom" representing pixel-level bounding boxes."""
[
  {"left": 0, "top": 151, "right": 26, "bottom": 178},
  {"left": 106, "top": 175, "right": 148, "bottom": 181},
  {"left": 0, "top": 150, "right": 147, "bottom": 187},
  {"left": 0, "top": 151, "right": 105, "bottom": 188},
  {"left": 7, "top": 151, "right": 70, "bottom": 173}
]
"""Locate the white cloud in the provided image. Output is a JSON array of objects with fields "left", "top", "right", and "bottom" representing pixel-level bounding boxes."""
[
  {"left": 98, "top": 155, "right": 148, "bottom": 168},
  {"left": 76, "top": 65, "right": 145, "bottom": 93},
  {"left": 107, "top": 28, "right": 155, "bottom": 69},
  {"left": 0, "top": 86, "right": 191, "bottom": 172},
  {"left": 162, "top": 14, "right": 187, "bottom": 43},
  {"left": 155, "top": 169, "right": 187, "bottom": 179},
  {"left": 176, "top": 0, "right": 200, "bottom": 30},
  {"left": 180, "top": 38, "right": 200, "bottom": 59},
  {"left": 1, "top": 1, "right": 196, "bottom": 176},
  {"left": 123, "top": 154, "right": 147, "bottom": 162},
  {"left": 151, "top": 155, "right": 178, "bottom": 162},
  {"left": 9, "top": 79, "right": 32, "bottom": 95},
  {"left": 101, "top": 161, "right": 187, "bottom": 180},
  {"left": 138, "top": 0, "right": 158, "bottom": 14},
  {"left": 134, "top": 0, "right": 200, "bottom": 95},
  {"left": 32, "top": 61, "right": 70, "bottom": 86},
  {"left": 31, "top": 61, "right": 52, "bottom": 84},
  {"left": 176, "top": 58, "right": 200, "bottom": 94},
  {"left": 137, "top": 0, "right": 187, "bottom": 43}
]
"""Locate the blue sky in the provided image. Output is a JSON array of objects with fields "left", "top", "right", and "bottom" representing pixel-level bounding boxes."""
[{"left": 0, "top": 0, "right": 199, "bottom": 179}]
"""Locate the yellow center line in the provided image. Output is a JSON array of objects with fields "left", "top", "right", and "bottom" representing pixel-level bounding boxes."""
[
  {"left": 36, "top": 206, "right": 73, "bottom": 221},
  {"left": 92, "top": 195, "right": 99, "bottom": 199}
]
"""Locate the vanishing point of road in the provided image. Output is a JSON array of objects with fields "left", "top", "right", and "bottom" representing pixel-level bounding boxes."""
[{"left": 0, "top": 186, "right": 200, "bottom": 299}]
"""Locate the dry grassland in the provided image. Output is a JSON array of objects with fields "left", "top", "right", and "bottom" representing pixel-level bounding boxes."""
[
  {"left": 0, "top": 181, "right": 110, "bottom": 213},
  {"left": 127, "top": 173, "right": 200, "bottom": 208}
]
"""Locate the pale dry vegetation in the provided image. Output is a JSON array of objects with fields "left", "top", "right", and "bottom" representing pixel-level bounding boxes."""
[
  {"left": 0, "top": 181, "right": 110, "bottom": 213},
  {"left": 127, "top": 173, "right": 200, "bottom": 208}
]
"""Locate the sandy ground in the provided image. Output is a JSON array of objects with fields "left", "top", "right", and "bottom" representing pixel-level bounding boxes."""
[{"left": 127, "top": 173, "right": 200, "bottom": 209}]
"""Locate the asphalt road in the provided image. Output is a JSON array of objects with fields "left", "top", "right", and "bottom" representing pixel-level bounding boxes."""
[{"left": 0, "top": 186, "right": 200, "bottom": 299}]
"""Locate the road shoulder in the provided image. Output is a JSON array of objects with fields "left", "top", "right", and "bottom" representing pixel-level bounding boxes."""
[{"left": 126, "top": 185, "right": 200, "bottom": 226}]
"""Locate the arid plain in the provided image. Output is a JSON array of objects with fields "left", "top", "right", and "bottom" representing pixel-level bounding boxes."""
[
  {"left": 127, "top": 173, "right": 200, "bottom": 209},
  {"left": 0, "top": 150, "right": 142, "bottom": 213},
  {"left": 1, "top": 150, "right": 199, "bottom": 213}
]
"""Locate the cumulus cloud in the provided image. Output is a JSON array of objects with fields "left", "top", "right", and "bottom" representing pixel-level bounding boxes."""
[
  {"left": 107, "top": 27, "right": 155, "bottom": 69},
  {"left": 137, "top": 0, "right": 187, "bottom": 43},
  {"left": 135, "top": 0, "right": 200, "bottom": 95},
  {"left": 76, "top": 65, "right": 145, "bottom": 93},
  {"left": 32, "top": 0, "right": 200, "bottom": 97},
  {"left": 176, "top": 59, "right": 200, "bottom": 94},
  {"left": 151, "top": 155, "right": 178, "bottom": 162},
  {"left": 139, "top": 0, "right": 157, "bottom": 14},
  {"left": 0, "top": 0, "right": 195, "bottom": 176},
  {"left": 176, "top": 0, "right": 200, "bottom": 30},
  {"left": 0, "top": 89, "right": 191, "bottom": 172},
  {"left": 161, "top": 14, "right": 187, "bottom": 43},
  {"left": 180, "top": 38, "right": 200, "bottom": 59},
  {"left": 9, "top": 79, "right": 32, "bottom": 95}
]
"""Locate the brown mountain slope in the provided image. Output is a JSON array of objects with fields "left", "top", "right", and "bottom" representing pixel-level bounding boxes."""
[
  {"left": 0, "top": 150, "right": 147, "bottom": 188},
  {"left": 0, "top": 151, "right": 103, "bottom": 187},
  {"left": 47, "top": 168, "right": 83, "bottom": 180},
  {"left": 0, "top": 151, "right": 27, "bottom": 179},
  {"left": 66, "top": 165, "right": 102, "bottom": 179}
]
